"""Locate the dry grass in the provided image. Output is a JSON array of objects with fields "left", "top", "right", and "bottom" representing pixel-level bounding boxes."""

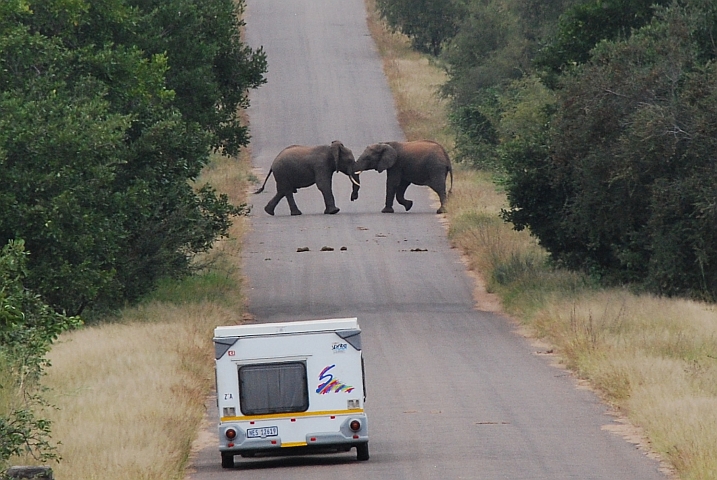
[
  {"left": 364, "top": 2, "right": 717, "bottom": 479},
  {"left": 43, "top": 309, "right": 216, "bottom": 480},
  {"left": 533, "top": 293, "right": 717, "bottom": 479},
  {"left": 28, "top": 149, "right": 253, "bottom": 479},
  {"left": 365, "top": 0, "right": 452, "bottom": 148},
  {"left": 0, "top": 354, "right": 19, "bottom": 419},
  {"left": 22, "top": 3, "right": 717, "bottom": 480}
]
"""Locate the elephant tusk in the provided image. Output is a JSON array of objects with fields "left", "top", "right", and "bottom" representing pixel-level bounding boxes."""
[
  {"left": 350, "top": 176, "right": 361, "bottom": 187},
  {"left": 353, "top": 170, "right": 362, "bottom": 175}
]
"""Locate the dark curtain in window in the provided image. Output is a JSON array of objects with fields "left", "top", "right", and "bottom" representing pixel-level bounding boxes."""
[{"left": 239, "top": 362, "right": 309, "bottom": 415}]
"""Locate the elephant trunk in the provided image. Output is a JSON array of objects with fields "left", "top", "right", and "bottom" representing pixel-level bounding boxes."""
[{"left": 349, "top": 171, "right": 360, "bottom": 201}]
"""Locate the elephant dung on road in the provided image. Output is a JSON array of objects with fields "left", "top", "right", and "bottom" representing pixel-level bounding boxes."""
[
  {"left": 354, "top": 140, "right": 453, "bottom": 214},
  {"left": 254, "top": 141, "right": 361, "bottom": 215}
]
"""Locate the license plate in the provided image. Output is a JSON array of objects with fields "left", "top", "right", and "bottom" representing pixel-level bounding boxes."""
[{"left": 246, "top": 426, "right": 278, "bottom": 439}]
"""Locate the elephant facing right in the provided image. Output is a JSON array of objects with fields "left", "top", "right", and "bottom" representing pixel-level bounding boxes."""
[{"left": 353, "top": 140, "right": 453, "bottom": 214}]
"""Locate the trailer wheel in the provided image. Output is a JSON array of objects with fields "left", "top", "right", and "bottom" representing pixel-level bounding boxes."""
[
  {"left": 356, "top": 442, "right": 369, "bottom": 461},
  {"left": 221, "top": 452, "right": 235, "bottom": 468}
]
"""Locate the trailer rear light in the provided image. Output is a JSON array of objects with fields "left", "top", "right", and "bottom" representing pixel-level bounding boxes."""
[
  {"left": 225, "top": 428, "right": 237, "bottom": 440},
  {"left": 349, "top": 420, "right": 362, "bottom": 432}
]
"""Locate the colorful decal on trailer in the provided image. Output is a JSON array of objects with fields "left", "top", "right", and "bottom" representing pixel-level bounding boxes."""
[{"left": 316, "top": 364, "right": 355, "bottom": 394}]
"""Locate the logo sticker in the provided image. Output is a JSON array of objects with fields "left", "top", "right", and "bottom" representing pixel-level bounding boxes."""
[
  {"left": 332, "top": 342, "right": 348, "bottom": 353},
  {"left": 316, "top": 364, "right": 355, "bottom": 394}
]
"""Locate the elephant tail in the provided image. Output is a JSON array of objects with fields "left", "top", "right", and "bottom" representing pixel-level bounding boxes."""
[
  {"left": 438, "top": 142, "right": 454, "bottom": 194},
  {"left": 253, "top": 169, "right": 273, "bottom": 194}
]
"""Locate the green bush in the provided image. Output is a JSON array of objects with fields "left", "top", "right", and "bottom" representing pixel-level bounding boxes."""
[
  {"left": 0, "top": 0, "right": 266, "bottom": 316},
  {"left": 0, "top": 240, "right": 81, "bottom": 470},
  {"left": 375, "top": 0, "right": 465, "bottom": 55},
  {"left": 503, "top": 7, "right": 717, "bottom": 298}
]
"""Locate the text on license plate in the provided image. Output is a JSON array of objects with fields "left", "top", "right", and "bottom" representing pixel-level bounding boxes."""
[{"left": 246, "top": 426, "right": 278, "bottom": 438}]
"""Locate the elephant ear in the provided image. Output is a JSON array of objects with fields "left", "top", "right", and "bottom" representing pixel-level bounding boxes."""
[
  {"left": 376, "top": 143, "right": 397, "bottom": 173},
  {"left": 330, "top": 140, "right": 344, "bottom": 172}
]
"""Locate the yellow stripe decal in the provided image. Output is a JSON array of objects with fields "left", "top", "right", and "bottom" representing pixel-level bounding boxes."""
[
  {"left": 220, "top": 408, "right": 364, "bottom": 423},
  {"left": 281, "top": 442, "right": 308, "bottom": 448}
]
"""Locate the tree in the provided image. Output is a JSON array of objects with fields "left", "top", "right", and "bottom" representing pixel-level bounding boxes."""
[
  {"left": 502, "top": 6, "right": 717, "bottom": 298},
  {"left": 535, "top": 0, "right": 671, "bottom": 87},
  {"left": 376, "top": 0, "right": 465, "bottom": 56},
  {"left": 0, "top": 240, "right": 81, "bottom": 469},
  {"left": 440, "top": 0, "right": 570, "bottom": 166},
  {"left": 126, "top": 0, "right": 266, "bottom": 155},
  {"left": 0, "top": 0, "right": 266, "bottom": 315}
]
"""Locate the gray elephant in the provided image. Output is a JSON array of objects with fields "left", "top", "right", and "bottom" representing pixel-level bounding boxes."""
[
  {"left": 254, "top": 141, "right": 361, "bottom": 215},
  {"left": 354, "top": 140, "right": 453, "bottom": 214}
]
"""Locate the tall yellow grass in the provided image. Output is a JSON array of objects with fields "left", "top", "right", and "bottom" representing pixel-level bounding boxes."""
[
  {"left": 26, "top": 3, "right": 717, "bottom": 480},
  {"left": 43, "top": 308, "right": 216, "bottom": 479},
  {"left": 32, "top": 151, "right": 253, "bottom": 479},
  {"left": 364, "top": 1, "right": 717, "bottom": 479},
  {"left": 365, "top": 0, "right": 452, "bottom": 148}
]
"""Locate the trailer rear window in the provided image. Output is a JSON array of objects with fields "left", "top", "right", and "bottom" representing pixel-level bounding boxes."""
[{"left": 238, "top": 362, "right": 309, "bottom": 415}]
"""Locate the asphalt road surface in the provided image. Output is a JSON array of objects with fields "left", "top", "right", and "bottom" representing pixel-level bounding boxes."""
[{"left": 186, "top": 0, "right": 670, "bottom": 478}]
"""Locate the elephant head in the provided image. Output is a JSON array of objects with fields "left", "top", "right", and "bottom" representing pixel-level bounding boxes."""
[
  {"left": 354, "top": 140, "right": 453, "bottom": 214},
  {"left": 331, "top": 140, "right": 361, "bottom": 201},
  {"left": 354, "top": 143, "right": 397, "bottom": 174}
]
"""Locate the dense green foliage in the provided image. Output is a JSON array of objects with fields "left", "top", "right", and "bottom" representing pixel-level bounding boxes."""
[
  {"left": 0, "top": 0, "right": 266, "bottom": 316},
  {"left": 507, "top": 6, "right": 717, "bottom": 297},
  {"left": 380, "top": 0, "right": 717, "bottom": 298},
  {"left": 440, "top": 0, "right": 571, "bottom": 167},
  {"left": 534, "top": 0, "right": 671, "bottom": 87},
  {"left": 375, "top": 0, "right": 466, "bottom": 55},
  {"left": 501, "top": 2, "right": 717, "bottom": 298},
  {"left": 0, "top": 241, "right": 81, "bottom": 469}
]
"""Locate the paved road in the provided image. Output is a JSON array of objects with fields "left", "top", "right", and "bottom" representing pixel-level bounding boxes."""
[{"left": 186, "top": 0, "right": 669, "bottom": 478}]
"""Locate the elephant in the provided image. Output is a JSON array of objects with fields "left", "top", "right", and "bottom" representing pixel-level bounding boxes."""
[
  {"left": 353, "top": 140, "right": 453, "bottom": 214},
  {"left": 254, "top": 141, "right": 361, "bottom": 215}
]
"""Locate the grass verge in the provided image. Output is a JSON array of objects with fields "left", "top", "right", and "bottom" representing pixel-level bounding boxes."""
[
  {"left": 364, "top": 1, "right": 717, "bottom": 479},
  {"left": 24, "top": 3, "right": 717, "bottom": 479},
  {"left": 30, "top": 150, "right": 253, "bottom": 480}
]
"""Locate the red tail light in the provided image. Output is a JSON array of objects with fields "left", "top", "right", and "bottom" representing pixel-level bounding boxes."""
[
  {"left": 225, "top": 428, "right": 237, "bottom": 440},
  {"left": 349, "top": 420, "right": 361, "bottom": 432}
]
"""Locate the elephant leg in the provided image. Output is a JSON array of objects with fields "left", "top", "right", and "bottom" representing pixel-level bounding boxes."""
[
  {"left": 264, "top": 192, "right": 285, "bottom": 216},
  {"left": 430, "top": 181, "right": 448, "bottom": 214},
  {"left": 317, "top": 180, "right": 339, "bottom": 215},
  {"left": 382, "top": 177, "right": 398, "bottom": 213},
  {"left": 395, "top": 181, "right": 413, "bottom": 211},
  {"left": 285, "top": 192, "right": 302, "bottom": 215}
]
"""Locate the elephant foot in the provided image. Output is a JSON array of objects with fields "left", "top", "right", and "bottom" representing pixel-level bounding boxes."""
[
  {"left": 324, "top": 206, "right": 340, "bottom": 214},
  {"left": 290, "top": 210, "right": 303, "bottom": 216},
  {"left": 403, "top": 200, "right": 413, "bottom": 211},
  {"left": 381, "top": 207, "right": 395, "bottom": 213},
  {"left": 264, "top": 205, "right": 275, "bottom": 216},
  {"left": 436, "top": 206, "right": 446, "bottom": 214}
]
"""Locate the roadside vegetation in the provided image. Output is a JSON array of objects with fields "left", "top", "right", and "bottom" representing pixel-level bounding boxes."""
[
  {"left": 369, "top": 0, "right": 717, "bottom": 479},
  {"left": 0, "top": 0, "right": 265, "bottom": 319},
  {"left": 1, "top": 0, "right": 263, "bottom": 477},
  {"left": 37, "top": 151, "right": 253, "bottom": 479},
  {"left": 3, "top": 0, "right": 716, "bottom": 479}
]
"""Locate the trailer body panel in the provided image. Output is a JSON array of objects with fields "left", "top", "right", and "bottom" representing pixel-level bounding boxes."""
[{"left": 213, "top": 318, "right": 368, "bottom": 466}]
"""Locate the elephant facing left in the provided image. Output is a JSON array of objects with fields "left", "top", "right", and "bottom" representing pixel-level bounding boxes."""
[{"left": 254, "top": 141, "right": 361, "bottom": 216}]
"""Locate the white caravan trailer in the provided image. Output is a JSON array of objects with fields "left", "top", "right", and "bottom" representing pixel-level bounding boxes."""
[{"left": 213, "top": 317, "right": 369, "bottom": 468}]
